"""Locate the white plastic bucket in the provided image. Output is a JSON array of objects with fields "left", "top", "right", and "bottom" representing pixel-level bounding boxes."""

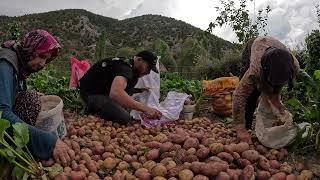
[{"left": 36, "top": 95, "right": 67, "bottom": 139}]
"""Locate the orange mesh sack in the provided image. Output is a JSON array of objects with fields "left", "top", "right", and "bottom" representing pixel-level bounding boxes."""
[{"left": 202, "top": 77, "right": 239, "bottom": 117}]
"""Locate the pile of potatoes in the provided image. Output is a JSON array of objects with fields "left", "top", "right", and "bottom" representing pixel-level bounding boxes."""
[{"left": 46, "top": 116, "right": 314, "bottom": 180}]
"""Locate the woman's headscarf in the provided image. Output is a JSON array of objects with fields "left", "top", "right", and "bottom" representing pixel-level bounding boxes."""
[{"left": 1, "top": 29, "right": 61, "bottom": 79}]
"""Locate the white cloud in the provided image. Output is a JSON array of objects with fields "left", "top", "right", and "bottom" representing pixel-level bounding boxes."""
[{"left": 0, "top": 0, "right": 318, "bottom": 47}]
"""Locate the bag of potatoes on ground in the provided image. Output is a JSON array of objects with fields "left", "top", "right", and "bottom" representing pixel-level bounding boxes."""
[
  {"left": 255, "top": 94, "right": 298, "bottom": 149},
  {"left": 202, "top": 76, "right": 239, "bottom": 117}
]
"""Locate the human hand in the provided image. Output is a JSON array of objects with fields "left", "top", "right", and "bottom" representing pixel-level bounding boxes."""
[
  {"left": 143, "top": 106, "right": 162, "bottom": 119},
  {"left": 53, "top": 139, "right": 75, "bottom": 167}
]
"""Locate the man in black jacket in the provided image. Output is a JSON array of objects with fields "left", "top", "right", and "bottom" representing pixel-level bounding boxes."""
[{"left": 79, "top": 50, "right": 162, "bottom": 123}]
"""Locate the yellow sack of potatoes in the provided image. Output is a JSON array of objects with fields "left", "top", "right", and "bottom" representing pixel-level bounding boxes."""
[
  {"left": 202, "top": 76, "right": 239, "bottom": 96},
  {"left": 212, "top": 92, "right": 233, "bottom": 117}
]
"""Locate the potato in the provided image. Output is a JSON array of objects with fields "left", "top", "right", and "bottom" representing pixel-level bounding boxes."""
[
  {"left": 159, "top": 142, "right": 174, "bottom": 153},
  {"left": 271, "top": 172, "right": 287, "bottom": 180},
  {"left": 164, "top": 160, "right": 177, "bottom": 170},
  {"left": 182, "top": 162, "right": 192, "bottom": 169},
  {"left": 143, "top": 161, "right": 157, "bottom": 171},
  {"left": 193, "top": 175, "right": 209, "bottom": 180},
  {"left": 297, "top": 170, "right": 313, "bottom": 180},
  {"left": 182, "top": 155, "right": 199, "bottom": 163},
  {"left": 241, "top": 165, "right": 255, "bottom": 180},
  {"left": 167, "top": 167, "right": 181, "bottom": 177},
  {"left": 88, "top": 172, "right": 100, "bottom": 179},
  {"left": 178, "top": 169, "right": 194, "bottom": 180},
  {"left": 200, "top": 162, "right": 228, "bottom": 177},
  {"left": 217, "top": 152, "right": 234, "bottom": 163},
  {"left": 209, "top": 143, "right": 224, "bottom": 154},
  {"left": 63, "top": 166, "right": 72, "bottom": 174},
  {"left": 102, "top": 152, "right": 115, "bottom": 159},
  {"left": 54, "top": 173, "right": 68, "bottom": 180},
  {"left": 131, "top": 162, "right": 142, "bottom": 170},
  {"left": 135, "top": 168, "right": 152, "bottom": 180},
  {"left": 231, "top": 152, "right": 240, "bottom": 160},
  {"left": 93, "top": 144, "right": 105, "bottom": 155},
  {"left": 186, "top": 148, "right": 197, "bottom": 155},
  {"left": 86, "top": 160, "right": 97, "bottom": 173},
  {"left": 80, "top": 152, "right": 91, "bottom": 162},
  {"left": 160, "top": 157, "right": 173, "bottom": 164},
  {"left": 277, "top": 151, "right": 286, "bottom": 161},
  {"left": 295, "top": 163, "right": 304, "bottom": 172},
  {"left": 170, "top": 134, "right": 187, "bottom": 144},
  {"left": 237, "top": 159, "right": 251, "bottom": 168},
  {"left": 202, "top": 138, "right": 216, "bottom": 146},
  {"left": 186, "top": 161, "right": 201, "bottom": 173},
  {"left": 223, "top": 145, "right": 234, "bottom": 154},
  {"left": 256, "top": 145, "right": 268, "bottom": 155},
  {"left": 151, "top": 164, "right": 167, "bottom": 177},
  {"left": 103, "top": 157, "right": 117, "bottom": 170},
  {"left": 123, "top": 154, "right": 133, "bottom": 163},
  {"left": 183, "top": 137, "right": 199, "bottom": 149},
  {"left": 168, "top": 177, "right": 178, "bottom": 180},
  {"left": 227, "top": 169, "right": 242, "bottom": 179},
  {"left": 139, "top": 156, "right": 147, "bottom": 164},
  {"left": 216, "top": 172, "right": 230, "bottom": 180},
  {"left": 286, "top": 174, "right": 297, "bottom": 180},
  {"left": 146, "top": 149, "right": 160, "bottom": 160},
  {"left": 195, "top": 147, "right": 210, "bottom": 159},
  {"left": 70, "top": 171, "right": 86, "bottom": 180},
  {"left": 117, "top": 161, "right": 129, "bottom": 171},
  {"left": 170, "top": 144, "right": 182, "bottom": 151},
  {"left": 257, "top": 171, "right": 271, "bottom": 180},
  {"left": 145, "top": 141, "right": 162, "bottom": 148},
  {"left": 270, "top": 160, "right": 281, "bottom": 169},
  {"left": 241, "top": 150, "right": 260, "bottom": 163},
  {"left": 280, "top": 162, "right": 293, "bottom": 174},
  {"left": 235, "top": 142, "right": 250, "bottom": 153},
  {"left": 259, "top": 156, "right": 271, "bottom": 171},
  {"left": 153, "top": 176, "right": 167, "bottom": 180}
]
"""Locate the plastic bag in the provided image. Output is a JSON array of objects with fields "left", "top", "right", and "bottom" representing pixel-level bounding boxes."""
[
  {"left": 69, "top": 57, "right": 90, "bottom": 89},
  {"left": 36, "top": 95, "right": 67, "bottom": 139},
  {"left": 130, "top": 57, "right": 189, "bottom": 127},
  {"left": 255, "top": 94, "right": 297, "bottom": 148}
]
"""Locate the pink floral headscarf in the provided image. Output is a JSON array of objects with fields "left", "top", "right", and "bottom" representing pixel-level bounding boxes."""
[{"left": 1, "top": 29, "right": 61, "bottom": 79}]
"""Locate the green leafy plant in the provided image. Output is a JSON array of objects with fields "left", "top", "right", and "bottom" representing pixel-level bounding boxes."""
[
  {"left": 27, "top": 67, "right": 83, "bottom": 111},
  {"left": 160, "top": 73, "right": 203, "bottom": 104},
  {"left": 286, "top": 70, "right": 320, "bottom": 153},
  {"left": 0, "top": 112, "right": 43, "bottom": 179}
]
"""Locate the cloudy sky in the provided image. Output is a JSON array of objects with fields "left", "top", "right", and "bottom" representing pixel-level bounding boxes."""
[{"left": 0, "top": 0, "right": 319, "bottom": 47}]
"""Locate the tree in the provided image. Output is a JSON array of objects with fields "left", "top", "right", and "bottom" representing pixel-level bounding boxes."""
[
  {"left": 116, "top": 47, "right": 136, "bottom": 58},
  {"left": 152, "top": 38, "right": 176, "bottom": 70},
  {"left": 179, "top": 38, "right": 209, "bottom": 77},
  {"left": 305, "top": 30, "right": 320, "bottom": 75},
  {"left": 208, "top": 0, "right": 271, "bottom": 44},
  {"left": 94, "top": 30, "right": 107, "bottom": 61}
]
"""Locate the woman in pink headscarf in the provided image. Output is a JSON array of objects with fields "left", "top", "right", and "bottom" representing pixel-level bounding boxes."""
[{"left": 0, "top": 29, "right": 74, "bottom": 165}]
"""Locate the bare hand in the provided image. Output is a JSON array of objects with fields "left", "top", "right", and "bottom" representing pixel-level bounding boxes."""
[
  {"left": 235, "top": 126, "right": 252, "bottom": 144},
  {"left": 53, "top": 139, "right": 75, "bottom": 167},
  {"left": 143, "top": 106, "right": 162, "bottom": 119}
]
